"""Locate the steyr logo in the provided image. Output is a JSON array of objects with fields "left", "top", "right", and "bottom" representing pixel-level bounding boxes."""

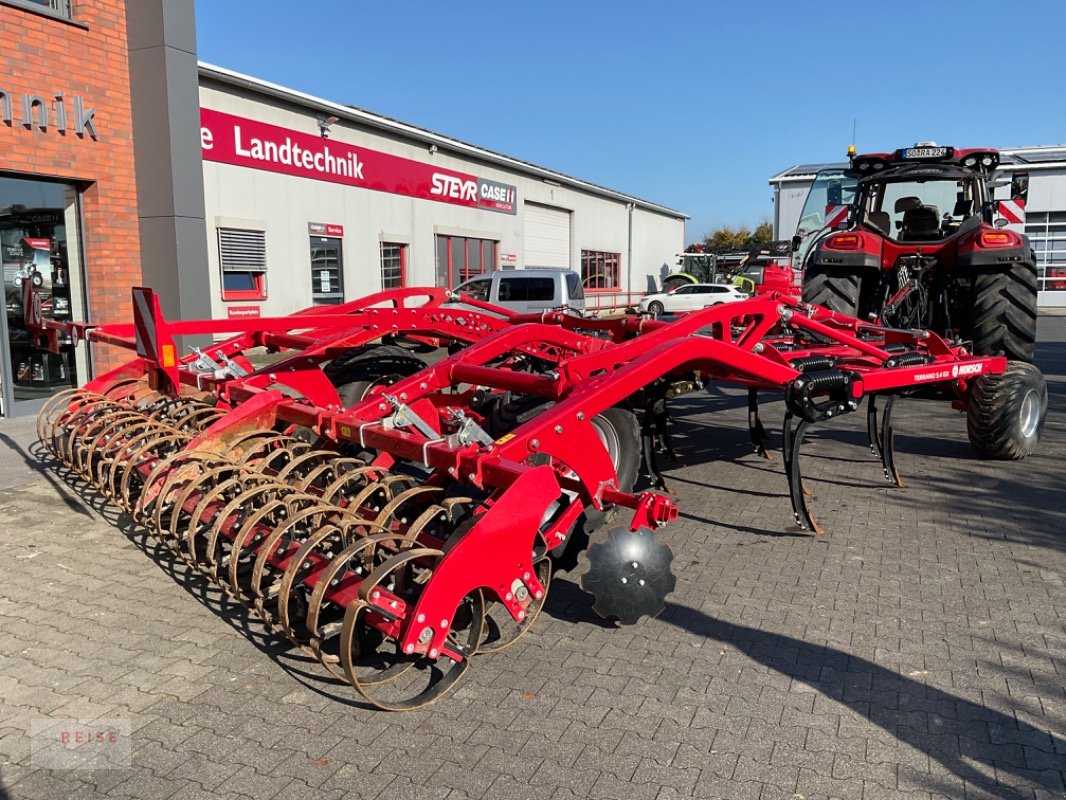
[{"left": 431, "top": 173, "right": 477, "bottom": 202}]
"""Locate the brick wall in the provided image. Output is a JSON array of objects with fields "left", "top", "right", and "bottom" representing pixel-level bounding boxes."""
[{"left": 1, "top": 0, "right": 140, "bottom": 371}]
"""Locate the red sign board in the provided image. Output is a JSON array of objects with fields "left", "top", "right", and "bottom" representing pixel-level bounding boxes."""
[
  {"left": 200, "top": 108, "right": 517, "bottom": 214},
  {"left": 308, "top": 222, "right": 344, "bottom": 237},
  {"left": 226, "top": 305, "right": 261, "bottom": 319},
  {"left": 22, "top": 237, "right": 51, "bottom": 250}
]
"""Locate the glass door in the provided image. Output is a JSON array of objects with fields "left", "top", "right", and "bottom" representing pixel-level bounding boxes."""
[
  {"left": 309, "top": 237, "right": 344, "bottom": 305},
  {"left": 1, "top": 177, "right": 86, "bottom": 418}
]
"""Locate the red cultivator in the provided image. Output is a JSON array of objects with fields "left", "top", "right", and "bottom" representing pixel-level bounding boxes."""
[{"left": 28, "top": 282, "right": 1047, "bottom": 709}]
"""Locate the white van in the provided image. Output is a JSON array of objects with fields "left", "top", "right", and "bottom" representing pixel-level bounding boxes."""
[{"left": 454, "top": 269, "right": 585, "bottom": 315}]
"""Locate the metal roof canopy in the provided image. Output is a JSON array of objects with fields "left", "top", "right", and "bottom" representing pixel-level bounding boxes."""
[{"left": 198, "top": 62, "right": 688, "bottom": 220}]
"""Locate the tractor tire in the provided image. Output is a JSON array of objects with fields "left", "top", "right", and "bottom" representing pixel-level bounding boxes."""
[
  {"left": 647, "top": 301, "right": 665, "bottom": 316},
  {"left": 966, "top": 361, "right": 1047, "bottom": 460},
  {"left": 326, "top": 344, "right": 427, "bottom": 407},
  {"left": 489, "top": 394, "right": 641, "bottom": 571},
  {"left": 802, "top": 265, "right": 861, "bottom": 316},
  {"left": 971, "top": 261, "right": 1038, "bottom": 362}
]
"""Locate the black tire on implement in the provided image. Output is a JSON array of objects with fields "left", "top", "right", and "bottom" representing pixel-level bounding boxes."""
[
  {"left": 325, "top": 345, "right": 428, "bottom": 407},
  {"left": 489, "top": 394, "right": 641, "bottom": 571},
  {"left": 971, "top": 260, "right": 1038, "bottom": 362},
  {"left": 801, "top": 265, "right": 861, "bottom": 315},
  {"left": 966, "top": 361, "right": 1047, "bottom": 460}
]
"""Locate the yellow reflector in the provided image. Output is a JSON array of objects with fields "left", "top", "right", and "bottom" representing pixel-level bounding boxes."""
[{"left": 161, "top": 344, "right": 176, "bottom": 368}]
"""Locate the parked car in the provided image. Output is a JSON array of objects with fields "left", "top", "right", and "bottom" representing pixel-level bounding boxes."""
[
  {"left": 639, "top": 283, "right": 748, "bottom": 315},
  {"left": 453, "top": 269, "right": 585, "bottom": 315}
]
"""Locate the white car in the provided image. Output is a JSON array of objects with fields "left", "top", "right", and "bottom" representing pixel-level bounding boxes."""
[{"left": 640, "top": 283, "right": 748, "bottom": 315}]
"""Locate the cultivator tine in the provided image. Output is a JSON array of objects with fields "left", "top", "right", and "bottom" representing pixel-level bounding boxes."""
[
  {"left": 782, "top": 413, "right": 822, "bottom": 534},
  {"left": 866, "top": 395, "right": 883, "bottom": 459},
  {"left": 878, "top": 396, "right": 903, "bottom": 487},
  {"left": 747, "top": 388, "right": 773, "bottom": 460},
  {"left": 865, "top": 395, "right": 904, "bottom": 487}
]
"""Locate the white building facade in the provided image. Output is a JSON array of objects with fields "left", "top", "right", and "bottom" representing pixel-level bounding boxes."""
[{"left": 198, "top": 64, "right": 686, "bottom": 319}]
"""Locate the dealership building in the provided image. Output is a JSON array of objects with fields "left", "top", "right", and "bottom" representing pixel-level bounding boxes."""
[
  {"left": 0, "top": 0, "right": 685, "bottom": 417},
  {"left": 770, "top": 147, "right": 1066, "bottom": 307},
  {"left": 197, "top": 65, "right": 686, "bottom": 319}
]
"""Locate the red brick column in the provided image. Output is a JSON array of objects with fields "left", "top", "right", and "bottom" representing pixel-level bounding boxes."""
[{"left": 1, "top": 1, "right": 142, "bottom": 372}]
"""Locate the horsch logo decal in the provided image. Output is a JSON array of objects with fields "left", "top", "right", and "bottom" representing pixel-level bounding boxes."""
[{"left": 200, "top": 108, "right": 517, "bottom": 214}]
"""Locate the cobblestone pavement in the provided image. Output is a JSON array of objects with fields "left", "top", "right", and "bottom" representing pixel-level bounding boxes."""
[{"left": 1, "top": 319, "right": 1064, "bottom": 800}]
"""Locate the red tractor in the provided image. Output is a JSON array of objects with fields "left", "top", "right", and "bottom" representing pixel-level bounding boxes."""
[{"left": 801, "top": 144, "right": 1038, "bottom": 364}]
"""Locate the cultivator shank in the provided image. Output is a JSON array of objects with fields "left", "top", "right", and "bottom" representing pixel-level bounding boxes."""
[{"left": 28, "top": 283, "right": 1045, "bottom": 709}]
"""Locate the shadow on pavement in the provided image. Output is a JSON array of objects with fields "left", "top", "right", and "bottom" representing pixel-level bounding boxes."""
[
  {"left": 657, "top": 602, "right": 1065, "bottom": 800},
  {"left": 27, "top": 441, "right": 378, "bottom": 712},
  {"left": 0, "top": 431, "right": 92, "bottom": 517},
  {"left": 545, "top": 580, "right": 1064, "bottom": 799}
]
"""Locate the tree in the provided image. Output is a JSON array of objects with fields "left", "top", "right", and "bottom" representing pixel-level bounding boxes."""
[
  {"left": 751, "top": 219, "right": 774, "bottom": 244},
  {"left": 701, "top": 218, "right": 774, "bottom": 250}
]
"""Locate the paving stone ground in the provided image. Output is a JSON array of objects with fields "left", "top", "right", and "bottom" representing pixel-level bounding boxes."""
[{"left": 1, "top": 319, "right": 1064, "bottom": 800}]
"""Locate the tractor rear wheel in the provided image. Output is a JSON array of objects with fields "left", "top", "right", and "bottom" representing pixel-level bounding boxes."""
[
  {"left": 966, "top": 361, "right": 1047, "bottom": 460},
  {"left": 802, "top": 265, "right": 861, "bottom": 315},
  {"left": 971, "top": 261, "right": 1038, "bottom": 362}
]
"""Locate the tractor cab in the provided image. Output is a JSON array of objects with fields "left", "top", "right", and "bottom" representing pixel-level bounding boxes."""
[{"left": 846, "top": 144, "right": 1000, "bottom": 244}]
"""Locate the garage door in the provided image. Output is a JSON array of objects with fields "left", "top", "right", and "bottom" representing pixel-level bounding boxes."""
[{"left": 524, "top": 203, "right": 571, "bottom": 268}]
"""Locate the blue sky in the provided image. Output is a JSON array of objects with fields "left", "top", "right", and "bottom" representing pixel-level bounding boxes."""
[{"left": 193, "top": 0, "right": 1066, "bottom": 244}]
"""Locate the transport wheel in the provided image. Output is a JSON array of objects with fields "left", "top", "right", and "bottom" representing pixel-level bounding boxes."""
[
  {"left": 801, "top": 265, "right": 861, "bottom": 315},
  {"left": 325, "top": 344, "right": 428, "bottom": 406},
  {"left": 647, "top": 301, "right": 665, "bottom": 316},
  {"left": 971, "top": 261, "right": 1038, "bottom": 362},
  {"left": 966, "top": 361, "right": 1047, "bottom": 459},
  {"left": 489, "top": 395, "right": 641, "bottom": 572}
]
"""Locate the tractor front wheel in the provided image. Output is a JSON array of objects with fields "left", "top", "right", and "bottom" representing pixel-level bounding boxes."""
[
  {"left": 802, "top": 265, "right": 861, "bottom": 316},
  {"left": 966, "top": 361, "right": 1047, "bottom": 460},
  {"left": 971, "top": 261, "right": 1038, "bottom": 362}
]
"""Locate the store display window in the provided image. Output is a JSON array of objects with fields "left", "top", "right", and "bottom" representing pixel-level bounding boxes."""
[{"left": 1, "top": 176, "right": 86, "bottom": 416}]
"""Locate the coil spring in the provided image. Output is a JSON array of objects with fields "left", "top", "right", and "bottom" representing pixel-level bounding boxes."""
[
  {"left": 884, "top": 352, "right": 934, "bottom": 368},
  {"left": 790, "top": 355, "right": 838, "bottom": 373}
]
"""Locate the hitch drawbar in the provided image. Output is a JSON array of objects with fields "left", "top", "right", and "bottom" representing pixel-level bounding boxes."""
[{"left": 29, "top": 285, "right": 1041, "bottom": 710}]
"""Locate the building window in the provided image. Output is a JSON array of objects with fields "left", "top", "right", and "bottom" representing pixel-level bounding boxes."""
[
  {"left": 1, "top": 175, "right": 86, "bottom": 415},
  {"left": 1026, "top": 211, "right": 1066, "bottom": 291},
  {"left": 0, "top": 0, "right": 74, "bottom": 21},
  {"left": 218, "top": 227, "right": 267, "bottom": 301},
  {"left": 380, "top": 243, "right": 406, "bottom": 289},
  {"left": 581, "top": 250, "right": 621, "bottom": 291},
  {"left": 434, "top": 235, "right": 498, "bottom": 288}
]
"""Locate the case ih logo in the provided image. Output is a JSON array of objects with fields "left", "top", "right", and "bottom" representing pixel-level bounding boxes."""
[{"left": 201, "top": 109, "right": 517, "bottom": 214}]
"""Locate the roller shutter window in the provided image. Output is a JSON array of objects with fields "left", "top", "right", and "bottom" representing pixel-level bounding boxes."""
[
  {"left": 524, "top": 203, "right": 571, "bottom": 268},
  {"left": 218, "top": 227, "right": 267, "bottom": 301}
]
